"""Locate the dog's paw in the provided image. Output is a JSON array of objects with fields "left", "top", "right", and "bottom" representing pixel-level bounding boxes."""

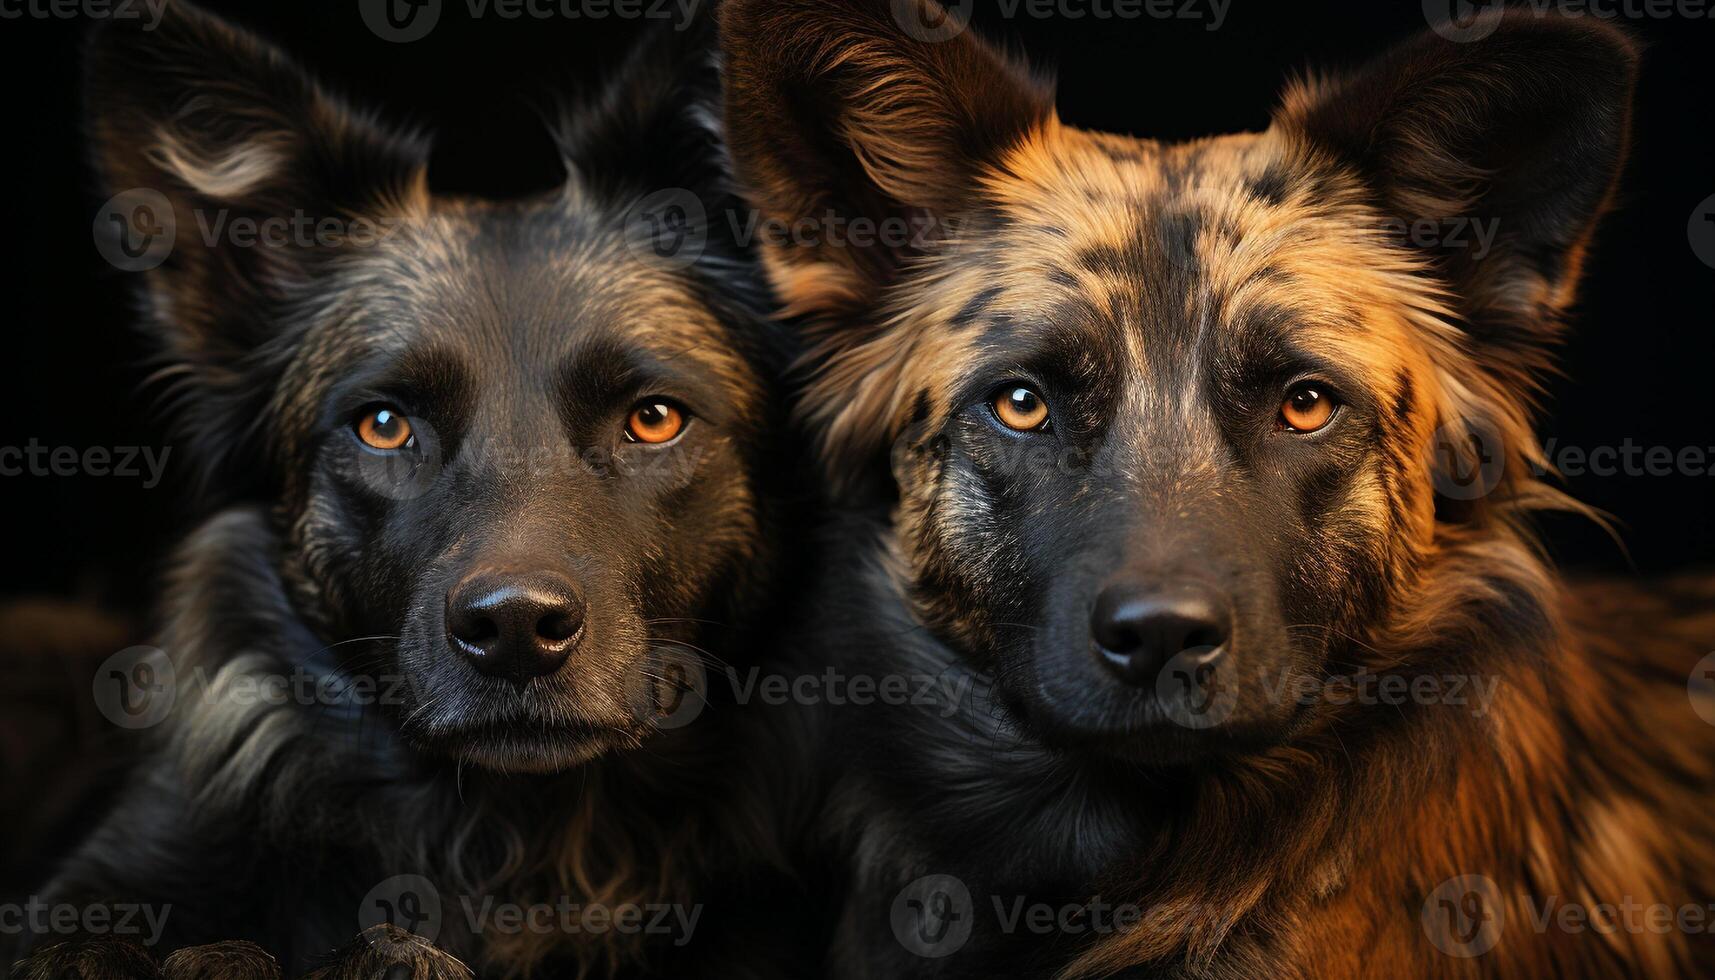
[
  {"left": 9, "top": 937, "right": 160, "bottom": 980},
  {"left": 300, "top": 926, "right": 470, "bottom": 980},
  {"left": 158, "top": 941, "right": 278, "bottom": 980}
]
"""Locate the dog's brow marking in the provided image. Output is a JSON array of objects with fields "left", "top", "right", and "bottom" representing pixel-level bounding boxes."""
[{"left": 150, "top": 127, "right": 287, "bottom": 199}]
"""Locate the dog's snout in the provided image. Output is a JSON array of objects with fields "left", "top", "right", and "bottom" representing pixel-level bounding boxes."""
[
  {"left": 446, "top": 570, "right": 586, "bottom": 684},
  {"left": 1090, "top": 583, "right": 1230, "bottom": 686}
]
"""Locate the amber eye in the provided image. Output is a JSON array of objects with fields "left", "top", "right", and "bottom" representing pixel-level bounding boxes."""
[
  {"left": 1279, "top": 384, "right": 1336, "bottom": 433},
  {"left": 356, "top": 407, "right": 413, "bottom": 451},
  {"left": 625, "top": 400, "right": 687, "bottom": 445},
  {"left": 993, "top": 386, "right": 1050, "bottom": 432}
]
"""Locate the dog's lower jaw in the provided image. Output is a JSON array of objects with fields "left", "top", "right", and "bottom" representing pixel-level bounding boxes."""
[{"left": 423, "top": 726, "right": 639, "bottom": 775}]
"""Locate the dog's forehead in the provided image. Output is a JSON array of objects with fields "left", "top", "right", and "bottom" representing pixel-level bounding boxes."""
[
  {"left": 332, "top": 199, "right": 748, "bottom": 383},
  {"left": 942, "top": 126, "right": 1413, "bottom": 379}
]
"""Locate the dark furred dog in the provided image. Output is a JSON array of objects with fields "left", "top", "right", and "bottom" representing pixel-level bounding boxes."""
[
  {"left": 16, "top": 2, "right": 810, "bottom": 977},
  {"left": 722, "top": 1, "right": 1715, "bottom": 976}
]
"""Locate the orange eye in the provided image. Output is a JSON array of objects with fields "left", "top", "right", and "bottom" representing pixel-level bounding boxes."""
[
  {"left": 625, "top": 400, "right": 686, "bottom": 444},
  {"left": 1279, "top": 384, "right": 1336, "bottom": 433},
  {"left": 993, "top": 386, "right": 1049, "bottom": 432},
  {"left": 356, "top": 407, "right": 413, "bottom": 450}
]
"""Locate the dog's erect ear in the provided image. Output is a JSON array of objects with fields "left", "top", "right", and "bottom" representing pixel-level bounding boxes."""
[
  {"left": 555, "top": 15, "right": 728, "bottom": 205},
  {"left": 719, "top": 0, "right": 1055, "bottom": 319},
  {"left": 85, "top": 0, "right": 427, "bottom": 478},
  {"left": 1280, "top": 12, "right": 1638, "bottom": 386}
]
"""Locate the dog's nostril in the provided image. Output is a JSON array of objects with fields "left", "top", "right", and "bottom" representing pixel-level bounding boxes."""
[
  {"left": 452, "top": 615, "right": 499, "bottom": 647},
  {"left": 445, "top": 570, "right": 587, "bottom": 684},
  {"left": 1183, "top": 626, "right": 1226, "bottom": 653},
  {"left": 537, "top": 610, "right": 582, "bottom": 643},
  {"left": 1091, "top": 583, "right": 1231, "bottom": 686}
]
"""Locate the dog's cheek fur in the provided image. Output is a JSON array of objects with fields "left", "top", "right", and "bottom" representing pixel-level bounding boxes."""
[
  {"left": 84, "top": 4, "right": 431, "bottom": 495},
  {"left": 903, "top": 432, "right": 1039, "bottom": 660}
]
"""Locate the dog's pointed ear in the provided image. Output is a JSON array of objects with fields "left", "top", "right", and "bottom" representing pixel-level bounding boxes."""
[
  {"left": 719, "top": 0, "right": 1056, "bottom": 320},
  {"left": 554, "top": 15, "right": 728, "bottom": 204},
  {"left": 85, "top": 0, "right": 428, "bottom": 482},
  {"left": 86, "top": 1, "right": 429, "bottom": 382},
  {"left": 1278, "top": 13, "right": 1638, "bottom": 381}
]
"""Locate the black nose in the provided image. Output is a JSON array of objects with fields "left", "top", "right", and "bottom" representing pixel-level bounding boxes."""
[
  {"left": 1090, "top": 583, "right": 1230, "bottom": 686},
  {"left": 446, "top": 570, "right": 586, "bottom": 684}
]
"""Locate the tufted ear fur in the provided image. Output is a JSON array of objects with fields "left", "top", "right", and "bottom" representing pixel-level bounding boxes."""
[
  {"left": 719, "top": 0, "right": 1055, "bottom": 481},
  {"left": 719, "top": 0, "right": 1054, "bottom": 316},
  {"left": 1278, "top": 11, "right": 1639, "bottom": 396},
  {"left": 85, "top": 0, "right": 429, "bottom": 484}
]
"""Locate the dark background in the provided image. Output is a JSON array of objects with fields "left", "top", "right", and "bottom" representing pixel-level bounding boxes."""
[{"left": 0, "top": 0, "right": 1709, "bottom": 612}]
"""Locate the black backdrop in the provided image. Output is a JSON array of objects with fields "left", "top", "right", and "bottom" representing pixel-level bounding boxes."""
[{"left": 1, "top": 0, "right": 1710, "bottom": 613}]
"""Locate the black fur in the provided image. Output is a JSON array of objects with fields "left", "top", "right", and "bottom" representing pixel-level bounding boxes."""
[{"left": 17, "top": 2, "right": 818, "bottom": 977}]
